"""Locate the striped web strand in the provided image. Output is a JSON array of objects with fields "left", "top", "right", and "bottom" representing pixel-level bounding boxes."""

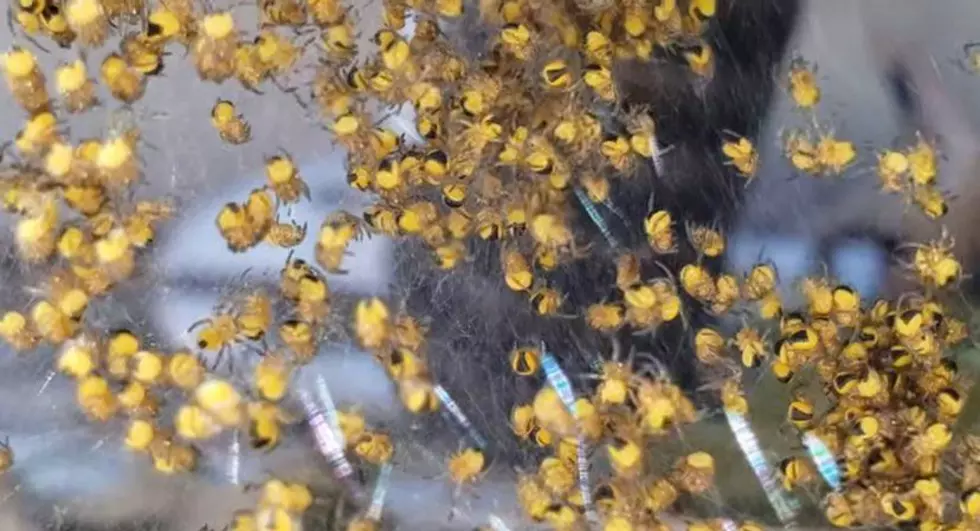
[
  {"left": 315, "top": 374, "right": 344, "bottom": 444},
  {"left": 366, "top": 461, "right": 394, "bottom": 521},
  {"left": 298, "top": 388, "right": 360, "bottom": 496},
  {"left": 802, "top": 432, "right": 842, "bottom": 491},
  {"left": 573, "top": 186, "right": 619, "bottom": 249},
  {"left": 226, "top": 429, "right": 241, "bottom": 486},
  {"left": 434, "top": 384, "right": 488, "bottom": 449},
  {"left": 539, "top": 343, "right": 598, "bottom": 524},
  {"left": 725, "top": 411, "right": 800, "bottom": 526}
]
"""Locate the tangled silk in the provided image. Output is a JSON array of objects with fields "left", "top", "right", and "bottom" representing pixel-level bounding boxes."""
[{"left": 3, "top": 0, "right": 980, "bottom": 530}]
